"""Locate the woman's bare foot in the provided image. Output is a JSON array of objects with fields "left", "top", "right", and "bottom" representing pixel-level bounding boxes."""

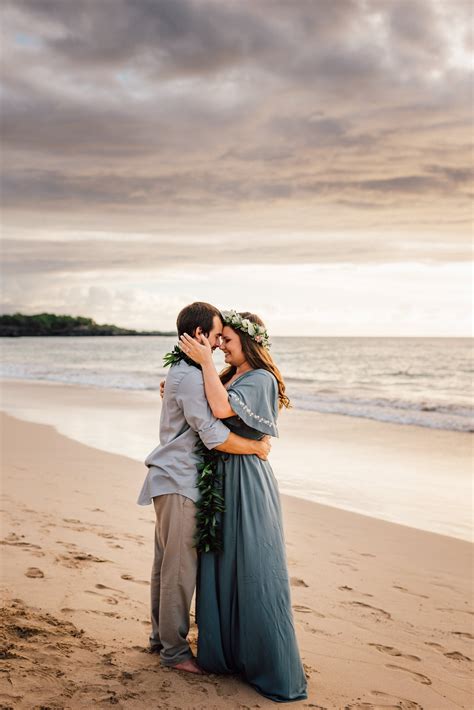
[{"left": 171, "top": 658, "right": 204, "bottom": 674}]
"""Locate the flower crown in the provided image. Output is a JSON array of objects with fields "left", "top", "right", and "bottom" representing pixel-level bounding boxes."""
[{"left": 221, "top": 310, "right": 271, "bottom": 349}]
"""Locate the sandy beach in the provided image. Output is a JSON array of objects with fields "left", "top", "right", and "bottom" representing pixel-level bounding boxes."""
[{"left": 1, "top": 389, "right": 473, "bottom": 708}]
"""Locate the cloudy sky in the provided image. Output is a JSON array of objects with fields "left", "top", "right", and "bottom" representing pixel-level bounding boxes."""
[{"left": 1, "top": 0, "right": 472, "bottom": 335}]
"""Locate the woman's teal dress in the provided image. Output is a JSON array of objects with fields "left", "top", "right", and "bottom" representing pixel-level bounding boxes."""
[{"left": 196, "top": 369, "right": 308, "bottom": 703}]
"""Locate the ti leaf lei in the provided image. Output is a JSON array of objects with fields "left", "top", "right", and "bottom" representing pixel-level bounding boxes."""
[
  {"left": 163, "top": 344, "right": 201, "bottom": 370},
  {"left": 163, "top": 345, "right": 224, "bottom": 553},
  {"left": 194, "top": 439, "right": 225, "bottom": 553}
]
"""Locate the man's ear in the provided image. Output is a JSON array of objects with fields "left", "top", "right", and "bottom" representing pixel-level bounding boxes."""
[{"left": 194, "top": 326, "right": 202, "bottom": 338}]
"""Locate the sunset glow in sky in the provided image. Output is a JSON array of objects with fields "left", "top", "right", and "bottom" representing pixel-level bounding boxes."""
[{"left": 1, "top": 0, "right": 472, "bottom": 335}]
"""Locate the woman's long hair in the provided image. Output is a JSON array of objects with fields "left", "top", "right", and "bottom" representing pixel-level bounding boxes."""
[{"left": 220, "top": 312, "right": 291, "bottom": 410}]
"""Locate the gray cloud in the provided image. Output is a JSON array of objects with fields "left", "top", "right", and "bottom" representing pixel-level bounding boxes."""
[
  {"left": 2, "top": 230, "right": 471, "bottom": 282},
  {"left": 4, "top": 0, "right": 277, "bottom": 76},
  {"left": 2, "top": 161, "right": 471, "bottom": 213},
  {"left": 0, "top": 0, "right": 472, "bottom": 252}
]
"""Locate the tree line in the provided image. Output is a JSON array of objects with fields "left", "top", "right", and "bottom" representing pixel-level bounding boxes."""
[{"left": 0, "top": 313, "right": 175, "bottom": 337}]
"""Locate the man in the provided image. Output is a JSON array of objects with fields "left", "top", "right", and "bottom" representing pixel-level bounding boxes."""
[{"left": 137, "top": 302, "right": 271, "bottom": 675}]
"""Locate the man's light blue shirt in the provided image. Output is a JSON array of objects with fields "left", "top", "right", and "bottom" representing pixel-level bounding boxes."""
[{"left": 137, "top": 359, "right": 230, "bottom": 504}]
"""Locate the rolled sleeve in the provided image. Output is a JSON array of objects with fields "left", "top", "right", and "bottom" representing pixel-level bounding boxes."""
[{"left": 176, "top": 370, "right": 230, "bottom": 450}]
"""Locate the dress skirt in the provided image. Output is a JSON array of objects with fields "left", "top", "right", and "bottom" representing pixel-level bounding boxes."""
[{"left": 196, "top": 447, "right": 308, "bottom": 703}]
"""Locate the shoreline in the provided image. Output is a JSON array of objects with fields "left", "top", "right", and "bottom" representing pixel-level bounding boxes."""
[
  {"left": 1, "top": 411, "right": 472, "bottom": 709},
  {"left": 1, "top": 371, "right": 472, "bottom": 434},
  {"left": 1, "top": 378, "right": 472, "bottom": 542},
  {"left": 0, "top": 406, "right": 468, "bottom": 548}
]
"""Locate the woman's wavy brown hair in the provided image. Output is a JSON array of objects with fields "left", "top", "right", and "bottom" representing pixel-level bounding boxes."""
[{"left": 219, "top": 312, "right": 291, "bottom": 410}]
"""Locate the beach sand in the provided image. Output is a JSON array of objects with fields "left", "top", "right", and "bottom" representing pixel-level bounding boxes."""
[{"left": 1, "top": 407, "right": 473, "bottom": 708}]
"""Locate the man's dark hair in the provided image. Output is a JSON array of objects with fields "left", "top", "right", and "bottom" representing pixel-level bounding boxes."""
[{"left": 176, "top": 302, "right": 223, "bottom": 338}]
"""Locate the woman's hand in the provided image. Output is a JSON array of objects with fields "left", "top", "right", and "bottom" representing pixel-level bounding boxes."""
[
  {"left": 179, "top": 332, "right": 213, "bottom": 366},
  {"left": 159, "top": 379, "right": 165, "bottom": 399}
]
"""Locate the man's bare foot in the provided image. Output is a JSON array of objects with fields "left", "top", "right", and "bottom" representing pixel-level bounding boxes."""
[{"left": 171, "top": 658, "right": 204, "bottom": 675}]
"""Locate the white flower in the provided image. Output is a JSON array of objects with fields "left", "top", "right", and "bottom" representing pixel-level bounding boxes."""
[{"left": 222, "top": 310, "right": 271, "bottom": 349}]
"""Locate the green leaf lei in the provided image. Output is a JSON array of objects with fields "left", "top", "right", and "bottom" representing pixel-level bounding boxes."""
[
  {"left": 194, "top": 439, "right": 225, "bottom": 553},
  {"left": 163, "top": 344, "right": 224, "bottom": 553},
  {"left": 163, "top": 344, "right": 201, "bottom": 370}
]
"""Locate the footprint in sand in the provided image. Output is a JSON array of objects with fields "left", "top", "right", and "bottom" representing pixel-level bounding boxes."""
[
  {"left": 332, "top": 560, "right": 359, "bottom": 571},
  {"left": 85, "top": 590, "right": 120, "bottom": 605},
  {"left": 343, "top": 601, "right": 391, "bottom": 621},
  {"left": 338, "top": 585, "right": 374, "bottom": 598},
  {"left": 60, "top": 518, "right": 88, "bottom": 532},
  {"left": 123, "top": 532, "right": 146, "bottom": 543},
  {"left": 445, "top": 651, "right": 472, "bottom": 661},
  {"left": 55, "top": 551, "right": 110, "bottom": 568},
  {"left": 301, "top": 620, "right": 332, "bottom": 637},
  {"left": 369, "top": 689, "right": 423, "bottom": 709},
  {"left": 393, "top": 585, "right": 428, "bottom": 599},
  {"left": 1, "top": 532, "right": 43, "bottom": 551},
  {"left": 121, "top": 574, "right": 150, "bottom": 586},
  {"left": 213, "top": 676, "right": 241, "bottom": 697},
  {"left": 346, "top": 704, "right": 419, "bottom": 710},
  {"left": 348, "top": 548, "right": 377, "bottom": 559},
  {"left": 61, "top": 602, "right": 117, "bottom": 619},
  {"left": 290, "top": 577, "right": 309, "bottom": 588},
  {"left": 425, "top": 641, "right": 472, "bottom": 662},
  {"left": 90, "top": 584, "right": 129, "bottom": 599},
  {"left": 437, "top": 607, "right": 474, "bottom": 616},
  {"left": 302, "top": 662, "right": 317, "bottom": 679},
  {"left": 451, "top": 630, "right": 474, "bottom": 640},
  {"left": 293, "top": 605, "right": 325, "bottom": 618},
  {"left": 98, "top": 532, "right": 119, "bottom": 540},
  {"left": 88, "top": 609, "right": 121, "bottom": 619},
  {"left": 95, "top": 583, "right": 129, "bottom": 596},
  {"left": 25, "top": 567, "right": 44, "bottom": 578},
  {"left": 385, "top": 664, "right": 432, "bottom": 685},
  {"left": 293, "top": 605, "right": 312, "bottom": 613},
  {"left": 368, "top": 643, "right": 420, "bottom": 661},
  {"left": 56, "top": 540, "right": 78, "bottom": 548}
]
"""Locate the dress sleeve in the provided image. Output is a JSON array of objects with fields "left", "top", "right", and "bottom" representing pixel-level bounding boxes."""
[{"left": 228, "top": 370, "right": 279, "bottom": 438}]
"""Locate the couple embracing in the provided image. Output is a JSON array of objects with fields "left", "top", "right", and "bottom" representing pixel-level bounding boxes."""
[{"left": 137, "top": 302, "right": 307, "bottom": 703}]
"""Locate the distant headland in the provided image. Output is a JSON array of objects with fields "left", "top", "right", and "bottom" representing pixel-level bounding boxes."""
[{"left": 0, "top": 313, "right": 176, "bottom": 337}]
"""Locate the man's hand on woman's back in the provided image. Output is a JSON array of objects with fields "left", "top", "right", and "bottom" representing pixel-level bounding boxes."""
[{"left": 255, "top": 435, "right": 271, "bottom": 460}]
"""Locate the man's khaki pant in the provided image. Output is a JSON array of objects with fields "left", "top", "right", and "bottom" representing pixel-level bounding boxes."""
[{"left": 150, "top": 493, "right": 197, "bottom": 666}]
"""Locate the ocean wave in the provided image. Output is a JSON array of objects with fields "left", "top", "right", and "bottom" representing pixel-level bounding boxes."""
[
  {"left": 1, "top": 366, "right": 472, "bottom": 433},
  {"left": 289, "top": 390, "right": 473, "bottom": 432},
  {"left": 0, "top": 366, "right": 162, "bottom": 392}
]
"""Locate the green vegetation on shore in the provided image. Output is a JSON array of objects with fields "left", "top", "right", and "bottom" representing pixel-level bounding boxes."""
[{"left": 0, "top": 313, "right": 176, "bottom": 337}]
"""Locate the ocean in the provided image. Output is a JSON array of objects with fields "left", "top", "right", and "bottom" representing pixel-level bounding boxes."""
[
  {"left": 1, "top": 335, "right": 472, "bottom": 541},
  {"left": 1, "top": 335, "right": 472, "bottom": 432}
]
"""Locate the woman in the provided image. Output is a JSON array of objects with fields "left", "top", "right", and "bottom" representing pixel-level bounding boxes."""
[{"left": 179, "top": 310, "right": 308, "bottom": 703}]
